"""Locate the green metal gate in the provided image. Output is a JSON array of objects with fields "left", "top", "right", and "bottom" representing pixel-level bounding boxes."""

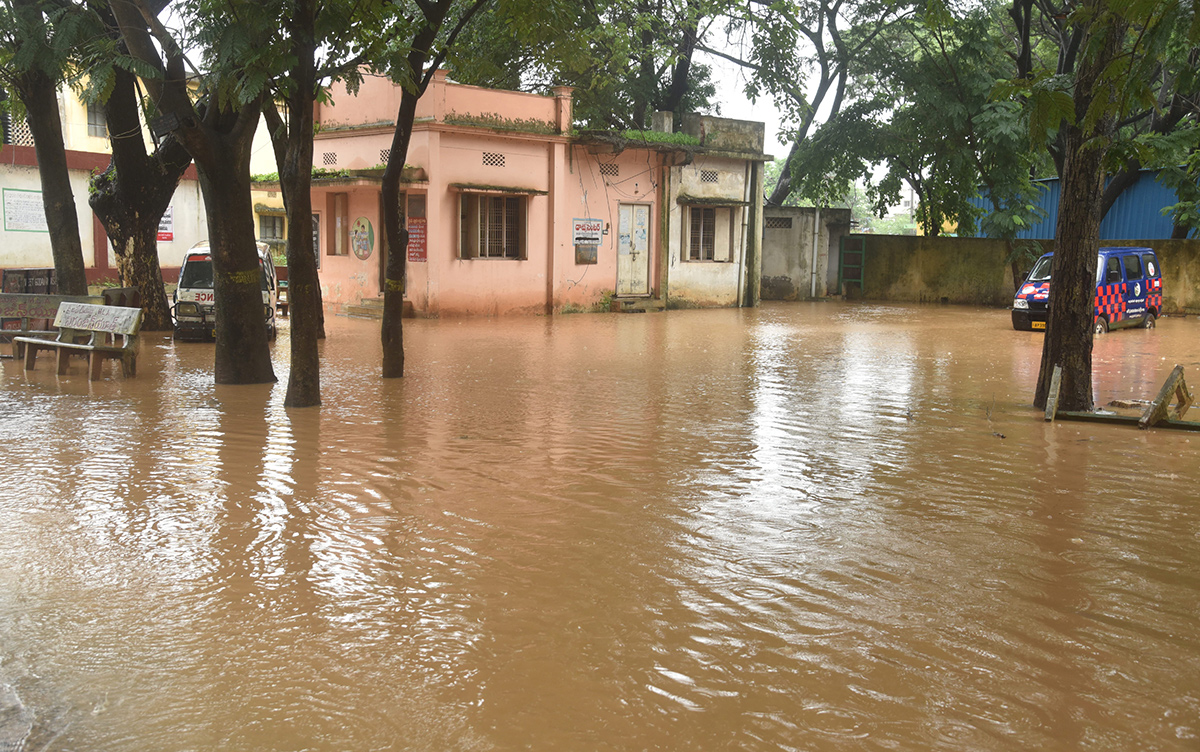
[{"left": 838, "top": 236, "right": 865, "bottom": 296}]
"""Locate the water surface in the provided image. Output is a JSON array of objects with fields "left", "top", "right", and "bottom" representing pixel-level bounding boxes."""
[{"left": 1, "top": 302, "right": 1198, "bottom": 750}]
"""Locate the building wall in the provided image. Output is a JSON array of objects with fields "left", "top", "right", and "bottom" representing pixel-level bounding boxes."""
[
  {"left": 309, "top": 73, "right": 763, "bottom": 316},
  {"left": 666, "top": 158, "right": 750, "bottom": 307},
  {"left": 761, "top": 206, "right": 852, "bottom": 300},
  {"left": 854, "top": 234, "right": 1200, "bottom": 314},
  {"left": 860, "top": 235, "right": 1017, "bottom": 306},
  {"left": 0, "top": 145, "right": 206, "bottom": 280},
  {"left": 555, "top": 146, "right": 661, "bottom": 309}
]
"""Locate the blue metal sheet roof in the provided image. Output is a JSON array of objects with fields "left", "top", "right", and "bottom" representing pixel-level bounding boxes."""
[{"left": 968, "top": 169, "right": 1192, "bottom": 239}]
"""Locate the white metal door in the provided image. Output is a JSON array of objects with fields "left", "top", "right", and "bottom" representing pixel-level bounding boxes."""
[{"left": 616, "top": 204, "right": 650, "bottom": 296}]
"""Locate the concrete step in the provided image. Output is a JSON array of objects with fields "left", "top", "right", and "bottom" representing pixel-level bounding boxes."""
[
  {"left": 341, "top": 297, "right": 413, "bottom": 319},
  {"left": 610, "top": 296, "right": 666, "bottom": 313}
]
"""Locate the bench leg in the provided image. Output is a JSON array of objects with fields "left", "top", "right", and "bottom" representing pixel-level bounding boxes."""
[
  {"left": 57, "top": 347, "right": 71, "bottom": 375},
  {"left": 121, "top": 353, "right": 136, "bottom": 377},
  {"left": 23, "top": 343, "right": 38, "bottom": 371},
  {"left": 89, "top": 352, "right": 104, "bottom": 381}
]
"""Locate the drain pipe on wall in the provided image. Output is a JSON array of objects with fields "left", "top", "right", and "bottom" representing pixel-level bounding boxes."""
[
  {"left": 809, "top": 207, "right": 821, "bottom": 299},
  {"left": 737, "top": 161, "right": 751, "bottom": 307}
]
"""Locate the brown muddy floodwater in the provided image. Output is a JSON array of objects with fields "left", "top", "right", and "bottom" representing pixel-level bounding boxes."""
[{"left": 1, "top": 302, "right": 1198, "bottom": 751}]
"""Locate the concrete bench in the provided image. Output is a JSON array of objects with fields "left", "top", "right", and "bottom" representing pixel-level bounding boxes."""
[
  {"left": 13, "top": 302, "right": 143, "bottom": 380},
  {"left": 0, "top": 293, "right": 105, "bottom": 359}
]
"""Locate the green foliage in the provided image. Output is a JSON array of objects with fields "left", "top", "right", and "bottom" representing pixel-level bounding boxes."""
[
  {"left": 250, "top": 165, "right": 399, "bottom": 183},
  {"left": 445, "top": 0, "right": 725, "bottom": 131},
  {"left": 444, "top": 111, "right": 558, "bottom": 134},
  {"left": 619, "top": 129, "right": 701, "bottom": 145},
  {"left": 1157, "top": 124, "right": 1200, "bottom": 237}
]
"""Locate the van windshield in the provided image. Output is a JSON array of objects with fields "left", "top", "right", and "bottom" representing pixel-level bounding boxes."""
[
  {"left": 179, "top": 258, "right": 270, "bottom": 291},
  {"left": 1027, "top": 256, "right": 1053, "bottom": 282},
  {"left": 179, "top": 258, "right": 214, "bottom": 289}
]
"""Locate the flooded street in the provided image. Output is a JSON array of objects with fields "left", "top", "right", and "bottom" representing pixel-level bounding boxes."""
[{"left": 1, "top": 301, "right": 1198, "bottom": 751}]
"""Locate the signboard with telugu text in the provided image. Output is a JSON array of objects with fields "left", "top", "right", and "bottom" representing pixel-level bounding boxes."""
[
  {"left": 157, "top": 206, "right": 174, "bottom": 242},
  {"left": 407, "top": 218, "right": 428, "bottom": 262},
  {"left": 3, "top": 189, "right": 48, "bottom": 233},
  {"left": 572, "top": 218, "right": 603, "bottom": 246}
]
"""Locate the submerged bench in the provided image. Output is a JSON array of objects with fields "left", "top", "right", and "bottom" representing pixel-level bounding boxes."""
[
  {"left": 13, "top": 302, "right": 143, "bottom": 380},
  {"left": 0, "top": 293, "right": 105, "bottom": 358}
]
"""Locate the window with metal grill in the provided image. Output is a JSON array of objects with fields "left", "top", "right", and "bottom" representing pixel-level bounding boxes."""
[
  {"left": 459, "top": 193, "right": 526, "bottom": 259},
  {"left": 765, "top": 216, "right": 793, "bottom": 229},
  {"left": 689, "top": 207, "right": 715, "bottom": 260},
  {"left": 700, "top": 169, "right": 719, "bottom": 183},
  {"left": 87, "top": 102, "right": 107, "bottom": 138},
  {"left": 259, "top": 214, "right": 285, "bottom": 240},
  {"left": 322, "top": 152, "right": 337, "bottom": 166},
  {"left": 482, "top": 152, "right": 506, "bottom": 167},
  {"left": 380, "top": 148, "right": 391, "bottom": 164},
  {"left": 8, "top": 117, "right": 34, "bottom": 146},
  {"left": 600, "top": 163, "right": 619, "bottom": 177},
  {"left": 686, "top": 206, "right": 733, "bottom": 262}
]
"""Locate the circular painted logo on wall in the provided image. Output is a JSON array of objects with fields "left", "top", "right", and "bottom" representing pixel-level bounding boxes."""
[{"left": 351, "top": 217, "right": 375, "bottom": 260}]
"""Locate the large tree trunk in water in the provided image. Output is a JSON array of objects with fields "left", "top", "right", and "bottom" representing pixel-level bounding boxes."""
[
  {"left": 15, "top": 69, "right": 87, "bottom": 295},
  {"left": 1032, "top": 127, "right": 1103, "bottom": 411},
  {"left": 277, "top": 3, "right": 321, "bottom": 408},
  {"left": 381, "top": 88, "right": 421, "bottom": 379},
  {"left": 1033, "top": 1, "right": 1125, "bottom": 411},
  {"left": 196, "top": 156, "right": 276, "bottom": 385},
  {"left": 282, "top": 189, "right": 320, "bottom": 406},
  {"left": 89, "top": 66, "right": 192, "bottom": 331},
  {"left": 112, "top": 226, "right": 172, "bottom": 328}
]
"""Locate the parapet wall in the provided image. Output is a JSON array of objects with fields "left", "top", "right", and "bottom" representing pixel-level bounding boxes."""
[{"left": 856, "top": 235, "right": 1200, "bottom": 315}]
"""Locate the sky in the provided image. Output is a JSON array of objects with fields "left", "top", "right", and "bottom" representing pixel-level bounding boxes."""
[{"left": 705, "top": 55, "right": 791, "bottom": 161}]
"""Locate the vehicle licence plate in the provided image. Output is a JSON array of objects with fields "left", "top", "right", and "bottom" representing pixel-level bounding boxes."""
[{"left": 1032, "top": 321, "right": 1046, "bottom": 330}]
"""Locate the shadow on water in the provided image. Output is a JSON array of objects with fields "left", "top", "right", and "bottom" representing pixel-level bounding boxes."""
[{"left": 1, "top": 303, "right": 1199, "bottom": 751}]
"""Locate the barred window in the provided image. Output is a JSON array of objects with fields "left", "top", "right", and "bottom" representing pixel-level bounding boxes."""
[
  {"left": 459, "top": 193, "right": 526, "bottom": 259},
  {"left": 685, "top": 206, "right": 733, "bottom": 262},
  {"left": 689, "top": 207, "right": 716, "bottom": 260},
  {"left": 259, "top": 214, "right": 285, "bottom": 240},
  {"left": 765, "top": 216, "right": 793, "bottom": 229},
  {"left": 87, "top": 102, "right": 107, "bottom": 138}
]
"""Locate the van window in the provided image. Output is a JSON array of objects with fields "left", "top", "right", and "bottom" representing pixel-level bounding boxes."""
[
  {"left": 1027, "top": 256, "right": 1053, "bottom": 282},
  {"left": 1142, "top": 253, "right": 1160, "bottom": 279},
  {"left": 179, "top": 258, "right": 214, "bottom": 289},
  {"left": 180, "top": 257, "right": 271, "bottom": 291},
  {"left": 1122, "top": 254, "right": 1143, "bottom": 280},
  {"left": 1105, "top": 256, "right": 1123, "bottom": 284}
]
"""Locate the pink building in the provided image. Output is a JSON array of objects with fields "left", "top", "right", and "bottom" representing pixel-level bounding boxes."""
[{"left": 270, "top": 71, "right": 768, "bottom": 316}]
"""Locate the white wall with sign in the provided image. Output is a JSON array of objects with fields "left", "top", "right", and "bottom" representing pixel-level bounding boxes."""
[{"left": 0, "top": 162, "right": 208, "bottom": 271}]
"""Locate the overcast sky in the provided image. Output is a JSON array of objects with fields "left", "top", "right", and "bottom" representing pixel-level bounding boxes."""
[{"left": 703, "top": 51, "right": 791, "bottom": 161}]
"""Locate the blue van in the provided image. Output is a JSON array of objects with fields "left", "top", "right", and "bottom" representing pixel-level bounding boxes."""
[{"left": 1011, "top": 246, "right": 1162, "bottom": 333}]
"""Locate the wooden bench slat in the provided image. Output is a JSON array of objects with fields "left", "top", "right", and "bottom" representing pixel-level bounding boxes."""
[
  {"left": 15, "top": 302, "right": 142, "bottom": 381},
  {"left": 1, "top": 293, "right": 105, "bottom": 359}
]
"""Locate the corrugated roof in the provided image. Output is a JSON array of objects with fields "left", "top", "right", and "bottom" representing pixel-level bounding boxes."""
[{"left": 968, "top": 169, "right": 1193, "bottom": 239}]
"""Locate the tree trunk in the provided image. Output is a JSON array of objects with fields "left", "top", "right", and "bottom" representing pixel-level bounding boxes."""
[
  {"left": 112, "top": 225, "right": 172, "bottom": 328},
  {"left": 88, "top": 66, "right": 192, "bottom": 331},
  {"left": 15, "top": 69, "right": 87, "bottom": 295},
  {"left": 381, "top": 88, "right": 420, "bottom": 379},
  {"left": 107, "top": 0, "right": 272, "bottom": 384},
  {"left": 1033, "top": 1, "right": 1125, "bottom": 411},
  {"left": 278, "top": 2, "right": 321, "bottom": 408},
  {"left": 196, "top": 154, "right": 277, "bottom": 385},
  {"left": 767, "top": 141, "right": 800, "bottom": 206},
  {"left": 1033, "top": 126, "right": 1101, "bottom": 411}
]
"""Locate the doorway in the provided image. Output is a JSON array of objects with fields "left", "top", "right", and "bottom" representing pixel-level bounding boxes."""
[{"left": 616, "top": 203, "right": 651, "bottom": 296}]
